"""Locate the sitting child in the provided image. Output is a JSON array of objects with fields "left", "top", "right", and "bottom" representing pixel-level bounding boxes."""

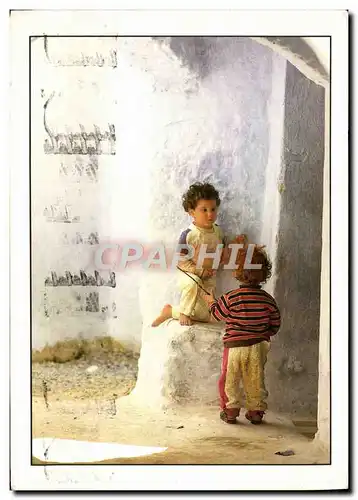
[
  {"left": 152, "top": 182, "right": 225, "bottom": 327},
  {"left": 203, "top": 242, "right": 281, "bottom": 425}
]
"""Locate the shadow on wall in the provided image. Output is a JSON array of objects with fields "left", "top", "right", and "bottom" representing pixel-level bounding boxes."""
[
  {"left": 152, "top": 36, "right": 213, "bottom": 80},
  {"left": 150, "top": 36, "right": 272, "bottom": 243},
  {"left": 150, "top": 38, "right": 326, "bottom": 421},
  {"left": 266, "top": 61, "right": 325, "bottom": 419}
]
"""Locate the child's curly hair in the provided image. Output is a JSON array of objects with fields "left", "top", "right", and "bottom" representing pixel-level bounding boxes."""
[
  {"left": 182, "top": 182, "right": 221, "bottom": 212},
  {"left": 234, "top": 243, "right": 272, "bottom": 285}
]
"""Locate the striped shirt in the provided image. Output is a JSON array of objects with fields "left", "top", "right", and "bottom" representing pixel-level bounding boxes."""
[{"left": 210, "top": 285, "right": 281, "bottom": 347}]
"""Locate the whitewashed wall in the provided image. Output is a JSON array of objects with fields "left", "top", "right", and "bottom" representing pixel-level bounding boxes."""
[
  {"left": 31, "top": 36, "right": 283, "bottom": 351},
  {"left": 31, "top": 37, "right": 122, "bottom": 349}
]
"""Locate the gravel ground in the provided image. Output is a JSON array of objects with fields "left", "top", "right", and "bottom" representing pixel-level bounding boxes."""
[{"left": 32, "top": 351, "right": 139, "bottom": 402}]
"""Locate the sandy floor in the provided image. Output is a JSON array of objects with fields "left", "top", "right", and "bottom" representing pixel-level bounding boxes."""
[
  {"left": 32, "top": 353, "right": 328, "bottom": 466},
  {"left": 32, "top": 350, "right": 138, "bottom": 402}
]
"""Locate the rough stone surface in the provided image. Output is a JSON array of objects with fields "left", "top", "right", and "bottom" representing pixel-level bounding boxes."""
[
  {"left": 265, "top": 62, "right": 325, "bottom": 418},
  {"left": 132, "top": 321, "right": 224, "bottom": 408},
  {"left": 314, "top": 88, "right": 330, "bottom": 452}
]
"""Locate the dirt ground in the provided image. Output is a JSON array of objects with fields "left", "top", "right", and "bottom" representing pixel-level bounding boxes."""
[{"left": 32, "top": 347, "right": 328, "bottom": 466}]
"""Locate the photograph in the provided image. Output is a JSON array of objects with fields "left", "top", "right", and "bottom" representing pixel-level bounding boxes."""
[{"left": 9, "top": 8, "right": 349, "bottom": 492}]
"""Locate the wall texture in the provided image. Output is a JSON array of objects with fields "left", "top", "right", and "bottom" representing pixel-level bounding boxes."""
[
  {"left": 265, "top": 62, "right": 325, "bottom": 418},
  {"left": 31, "top": 37, "right": 125, "bottom": 349},
  {"left": 315, "top": 86, "right": 330, "bottom": 450},
  {"left": 138, "top": 36, "right": 275, "bottom": 322},
  {"left": 29, "top": 32, "right": 331, "bottom": 448},
  {"left": 32, "top": 36, "right": 277, "bottom": 350},
  {"left": 32, "top": 37, "right": 325, "bottom": 421}
]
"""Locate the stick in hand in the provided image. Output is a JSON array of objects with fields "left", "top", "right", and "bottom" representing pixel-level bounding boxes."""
[{"left": 176, "top": 266, "right": 211, "bottom": 295}]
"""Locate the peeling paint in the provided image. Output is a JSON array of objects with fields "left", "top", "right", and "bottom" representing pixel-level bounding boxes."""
[
  {"left": 44, "top": 270, "right": 116, "bottom": 288},
  {"left": 44, "top": 123, "right": 116, "bottom": 155},
  {"left": 86, "top": 292, "right": 99, "bottom": 313},
  {"left": 43, "top": 203, "right": 80, "bottom": 223},
  {"left": 43, "top": 35, "right": 118, "bottom": 68},
  {"left": 59, "top": 156, "right": 99, "bottom": 182},
  {"left": 61, "top": 231, "right": 99, "bottom": 245}
]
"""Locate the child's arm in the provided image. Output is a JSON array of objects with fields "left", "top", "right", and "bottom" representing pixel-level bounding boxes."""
[
  {"left": 176, "top": 228, "right": 198, "bottom": 275},
  {"left": 268, "top": 300, "right": 281, "bottom": 336},
  {"left": 177, "top": 250, "right": 213, "bottom": 277},
  {"left": 220, "top": 233, "right": 248, "bottom": 267},
  {"left": 177, "top": 255, "right": 197, "bottom": 275},
  {"left": 204, "top": 292, "right": 230, "bottom": 322},
  {"left": 177, "top": 230, "right": 214, "bottom": 278}
]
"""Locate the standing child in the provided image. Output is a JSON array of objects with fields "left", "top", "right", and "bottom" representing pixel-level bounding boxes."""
[
  {"left": 203, "top": 243, "right": 281, "bottom": 425},
  {"left": 151, "top": 182, "right": 225, "bottom": 327}
]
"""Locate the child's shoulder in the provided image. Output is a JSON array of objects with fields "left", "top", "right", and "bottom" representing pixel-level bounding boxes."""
[
  {"left": 177, "top": 226, "right": 193, "bottom": 244},
  {"left": 225, "top": 288, "right": 242, "bottom": 299},
  {"left": 225, "top": 287, "right": 269, "bottom": 299},
  {"left": 179, "top": 226, "right": 192, "bottom": 235},
  {"left": 261, "top": 290, "right": 278, "bottom": 304},
  {"left": 213, "top": 223, "right": 225, "bottom": 239}
]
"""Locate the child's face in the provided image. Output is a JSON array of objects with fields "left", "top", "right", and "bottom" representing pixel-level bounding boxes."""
[{"left": 189, "top": 199, "right": 218, "bottom": 229}]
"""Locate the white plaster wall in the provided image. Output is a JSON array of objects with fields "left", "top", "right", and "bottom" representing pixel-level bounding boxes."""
[
  {"left": 265, "top": 62, "right": 325, "bottom": 418},
  {"left": 30, "top": 32, "right": 332, "bottom": 452},
  {"left": 260, "top": 54, "right": 287, "bottom": 296},
  {"left": 303, "top": 37, "right": 330, "bottom": 77},
  {"left": 255, "top": 35, "right": 330, "bottom": 447},
  {"left": 31, "top": 37, "right": 122, "bottom": 349},
  {"left": 253, "top": 37, "right": 329, "bottom": 88},
  {"left": 32, "top": 36, "right": 285, "bottom": 352},
  {"left": 314, "top": 87, "right": 330, "bottom": 451},
  {"left": 132, "top": 321, "right": 224, "bottom": 408},
  {"left": 124, "top": 37, "right": 276, "bottom": 323}
]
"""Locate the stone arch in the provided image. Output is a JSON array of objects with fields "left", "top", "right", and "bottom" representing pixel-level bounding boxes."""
[{"left": 251, "top": 37, "right": 329, "bottom": 88}]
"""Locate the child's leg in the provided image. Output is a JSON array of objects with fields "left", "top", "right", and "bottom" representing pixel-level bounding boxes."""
[
  {"left": 152, "top": 274, "right": 215, "bottom": 327},
  {"left": 151, "top": 274, "right": 199, "bottom": 327},
  {"left": 172, "top": 275, "right": 199, "bottom": 325},
  {"left": 173, "top": 273, "right": 214, "bottom": 325},
  {"left": 151, "top": 304, "right": 173, "bottom": 327},
  {"left": 240, "top": 341, "right": 270, "bottom": 416},
  {"left": 218, "top": 347, "right": 230, "bottom": 409},
  {"left": 180, "top": 275, "right": 216, "bottom": 324},
  {"left": 218, "top": 346, "right": 244, "bottom": 423}
]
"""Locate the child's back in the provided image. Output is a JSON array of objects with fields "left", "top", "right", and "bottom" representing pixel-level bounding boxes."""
[{"left": 211, "top": 284, "right": 280, "bottom": 348}]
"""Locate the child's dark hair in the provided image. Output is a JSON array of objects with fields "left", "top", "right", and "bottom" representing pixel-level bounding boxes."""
[
  {"left": 235, "top": 245, "right": 272, "bottom": 285},
  {"left": 182, "top": 182, "right": 221, "bottom": 212}
]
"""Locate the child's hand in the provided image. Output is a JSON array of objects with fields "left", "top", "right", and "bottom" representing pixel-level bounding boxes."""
[
  {"left": 203, "top": 292, "right": 216, "bottom": 306},
  {"left": 234, "top": 233, "right": 249, "bottom": 246},
  {"left": 201, "top": 268, "right": 216, "bottom": 279},
  {"left": 220, "top": 246, "right": 230, "bottom": 266}
]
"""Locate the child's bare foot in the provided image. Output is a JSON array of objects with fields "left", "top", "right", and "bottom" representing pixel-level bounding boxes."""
[
  {"left": 151, "top": 304, "right": 172, "bottom": 327},
  {"left": 179, "top": 313, "right": 193, "bottom": 326}
]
